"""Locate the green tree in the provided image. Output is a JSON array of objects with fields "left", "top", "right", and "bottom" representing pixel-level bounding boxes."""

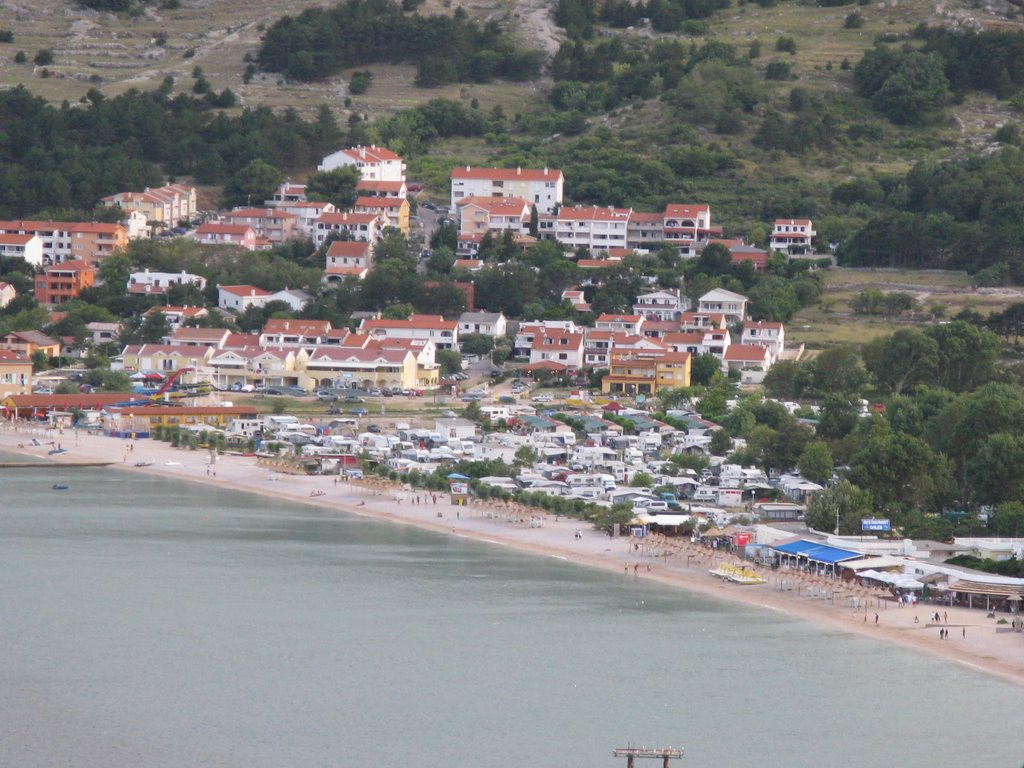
[
  {"left": 709, "top": 428, "right": 732, "bottom": 455},
  {"left": 630, "top": 471, "right": 654, "bottom": 487},
  {"left": 222, "top": 159, "right": 284, "bottom": 208},
  {"left": 437, "top": 349, "right": 463, "bottom": 375},
  {"left": 690, "top": 353, "right": 721, "bottom": 386},
  {"left": 967, "top": 433, "right": 1024, "bottom": 506},
  {"left": 797, "top": 441, "right": 834, "bottom": 484},
  {"left": 804, "top": 480, "right": 874, "bottom": 535},
  {"left": 305, "top": 166, "right": 360, "bottom": 209},
  {"left": 850, "top": 430, "right": 955, "bottom": 513},
  {"left": 991, "top": 501, "right": 1024, "bottom": 538},
  {"left": 461, "top": 334, "right": 494, "bottom": 356},
  {"left": 809, "top": 346, "right": 870, "bottom": 396},
  {"left": 922, "top": 321, "right": 1001, "bottom": 392},
  {"left": 862, "top": 328, "right": 938, "bottom": 394}
]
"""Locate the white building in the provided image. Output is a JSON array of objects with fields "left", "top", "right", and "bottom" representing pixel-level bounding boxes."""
[
  {"left": 740, "top": 321, "right": 785, "bottom": 361},
  {"left": 359, "top": 314, "right": 459, "bottom": 351},
  {"left": 0, "top": 281, "right": 16, "bottom": 309},
  {"left": 218, "top": 284, "right": 273, "bottom": 313},
  {"left": 697, "top": 288, "right": 749, "bottom": 324},
  {"left": 633, "top": 289, "right": 688, "bottom": 321},
  {"left": 450, "top": 166, "right": 563, "bottom": 215},
  {"left": 317, "top": 145, "right": 406, "bottom": 182},
  {"left": 770, "top": 219, "right": 816, "bottom": 255},
  {"left": 127, "top": 269, "right": 208, "bottom": 296},
  {"left": 458, "top": 311, "right": 507, "bottom": 338},
  {"left": 313, "top": 212, "right": 387, "bottom": 247},
  {"left": 0, "top": 234, "right": 43, "bottom": 267},
  {"left": 554, "top": 206, "right": 631, "bottom": 251}
]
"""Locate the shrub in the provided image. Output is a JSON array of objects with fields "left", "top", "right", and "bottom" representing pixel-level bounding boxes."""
[
  {"left": 33, "top": 49, "right": 54, "bottom": 66},
  {"left": 13, "top": 50, "right": 26, "bottom": 63},
  {"left": 776, "top": 36, "right": 797, "bottom": 55}
]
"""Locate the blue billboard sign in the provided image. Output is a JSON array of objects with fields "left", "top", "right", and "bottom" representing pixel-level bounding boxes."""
[{"left": 861, "top": 518, "right": 891, "bottom": 532}]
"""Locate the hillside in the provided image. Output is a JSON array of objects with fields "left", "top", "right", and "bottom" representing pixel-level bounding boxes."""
[{"left": 2, "top": 0, "right": 1024, "bottom": 262}]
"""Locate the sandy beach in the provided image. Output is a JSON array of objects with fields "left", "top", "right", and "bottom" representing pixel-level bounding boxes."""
[{"left": 5, "top": 423, "right": 1024, "bottom": 687}]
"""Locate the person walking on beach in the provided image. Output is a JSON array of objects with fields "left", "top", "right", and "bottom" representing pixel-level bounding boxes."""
[
  {"left": 962, "top": 626, "right": 966, "bottom": 638},
  {"left": 944, "top": 611, "right": 948, "bottom": 623},
  {"left": 875, "top": 613, "right": 879, "bottom": 626}
]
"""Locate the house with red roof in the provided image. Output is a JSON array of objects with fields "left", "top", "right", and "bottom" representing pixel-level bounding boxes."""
[
  {"left": 356, "top": 179, "right": 408, "bottom": 198},
  {"left": 664, "top": 329, "right": 731, "bottom": 361},
  {"left": 0, "top": 221, "right": 126, "bottom": 265},
  {"left": 222, "top": 208, "right": 300, "bottom": 243},
  {"left": 595, "top": 313, "right": 645, "bottom": 335},
  {"left": 101, "top": 184, "right": 197, "bottom": 229},
  {"left": 0, "top": 349, "right": 32, "bottom": 399},
  {"left": 145, "top": 305, "right": 209, "bottom": 328},
  {"left": 528, "top": 328, "right": 586, "bottom": 369},
  {"left": 0, "top": 233, "right": 43, "bottom": 266},
  {"left": 450, "top": 166, "right": 563, "bottom": 214},
  {"left": 217, "top": 285, "right": 272, "bottom": 313},
  {"left": 313, "top": 211, "right": 387, "bottom": 247},
  {"left": 34, "top": 260, "right": 95, "bottom": 305},
  {"left": 318, "top": 145, "right": 406, "bottom": 182},
  {"left": 260, "top": 319, "right": 332, "bottom": 347},
  {"left": 323, "top": 240, "right": 373, "bottom": 285},
  {"left": 553, "top": 206, "right": 632, "bottom": 251},
  {"left": 662, "top": 204, "right": 715, "bottom": 247},
  {"left": 561, "top": 288, "right": 591, "bottom": 313},
  {"left": 359, "top": 314, "right": 459, "bottom": 351},
  {"left": 633, "top": 289, "right": 688, "bottom": 321},
  {"left": 456, "top": 195, "right": 531, "bottom": 237},
  {"left": 601, "top": 349, "right": 691, "bottom": 396},
  {"left": 723, "top": 344, "right": 773, "bottom": 382},
  {"left": 740, "top": 321, "right": 785, "bottom": 361},
  {"left": 354, "top": 196, "right": 410, "bottom": 234},
  {"left": 195, "top": 223, "right": 257, "bottom": 250},
  {"left": 770, "top": 219, "right": 816, "bottom": 255}
]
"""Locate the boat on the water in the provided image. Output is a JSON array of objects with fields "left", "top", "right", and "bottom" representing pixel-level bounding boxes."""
[
  {"left": 51, "top": 483, "right": 69, "bottom": 490},
  {"left": 134, "top": 461, "right": 153, "bottom": 467},
  {"left": 48, "top": 448, "right": 67, "bottom": 455}
]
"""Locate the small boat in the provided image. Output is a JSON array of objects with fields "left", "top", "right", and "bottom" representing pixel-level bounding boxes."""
[
  {"left": 709, "top": 563, "right": 767, "bottom": 585},
  {"left": 48, "top": 448, "right": 67, "bottom": 455},
  {"left": 134, "top": 461, "right": 153, "bottom": 467},
  {"left": 51, "top": 483, "right": 69, "bottom": 490},
  {"left": 164, "top": 460, "right": 181, "bottom": 466}
]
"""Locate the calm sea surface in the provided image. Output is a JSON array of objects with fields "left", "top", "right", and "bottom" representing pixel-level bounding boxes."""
[{"left": 1, "top": 460, "right": 1022, "bottom": 768}]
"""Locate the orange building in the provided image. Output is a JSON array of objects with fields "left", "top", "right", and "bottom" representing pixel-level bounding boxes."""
[
  {"left": 67, "top": 222, "right": 129, "bottom": 265},
  {"left": 34, "top": 260, "right": 96, "bottom": 305}
]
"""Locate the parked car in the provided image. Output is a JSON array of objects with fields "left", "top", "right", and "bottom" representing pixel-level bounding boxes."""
[
  {"left": 316, "top": 390, "right": 336, "bottom": 401},
  {"left": 264, "top": 388, "right": 284, "bottom": 396},
  {"left": 350, "top": 407, "right": 368, "bottom": 416},
  {"left": 344, "top": 395, "right": 366, "bottom": 403},
  {"left": 367, "top": 424, "right": 381, "bottom": 433},
  {"left": 325, "top": 406, "right": 343, "bottom": 416},
  {"left": 287, "top": 385, "right": 309, "bottom": 396}
]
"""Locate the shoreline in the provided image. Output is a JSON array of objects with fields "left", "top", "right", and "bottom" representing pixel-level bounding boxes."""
[{"left": 6, "top": 425, "right": 1024, "bottom": 688}]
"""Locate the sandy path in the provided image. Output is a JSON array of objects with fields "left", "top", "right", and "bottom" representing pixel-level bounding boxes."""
[{"left": 5, "top": 423, "right": 1024, "bottom": 687}]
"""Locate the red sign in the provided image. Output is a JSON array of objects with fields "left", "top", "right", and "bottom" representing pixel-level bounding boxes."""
[{"left": 733, "top": 532, "right": 751, "bottom": 547}]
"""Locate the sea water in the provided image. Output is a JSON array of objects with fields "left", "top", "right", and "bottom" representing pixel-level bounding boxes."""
[{"left": 1, "top": 462, "right": 1021, "bottom": 768}]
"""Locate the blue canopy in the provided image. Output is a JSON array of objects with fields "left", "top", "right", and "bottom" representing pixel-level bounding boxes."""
[
  {"left": 772, "top": 539, "right": 862, "bottom": 565},
  {"left": 447, "top": 473, "right": 471, "bottom": 480}
]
